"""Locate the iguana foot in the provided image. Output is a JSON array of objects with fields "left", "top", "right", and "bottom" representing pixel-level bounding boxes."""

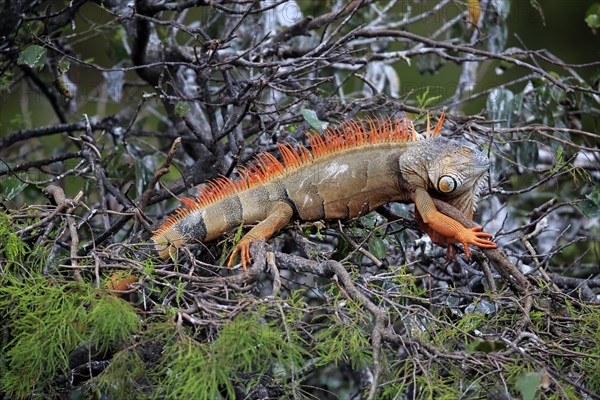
[
  {"left": 227, "top": 239, "right": 253, "bottom": 271},
  {"left": 457, "top": 226, "right": 497, "bottom": 258}
]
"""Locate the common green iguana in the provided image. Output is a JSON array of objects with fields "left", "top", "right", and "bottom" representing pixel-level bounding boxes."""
[{"left": 152, "top": 113, "right": 497, "bottom": 269}]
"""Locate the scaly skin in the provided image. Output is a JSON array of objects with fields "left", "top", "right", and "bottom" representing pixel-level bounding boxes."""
[{"left": 151, "top": 114, "right": 497, "bottom": 269}]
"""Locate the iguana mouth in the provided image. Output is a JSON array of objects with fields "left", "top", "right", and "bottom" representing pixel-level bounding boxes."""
[
  {"left": 449, "top": 171, "right": 489, "bottom": 219},
  {"left": 438, "top": 149, "right": 489, "bottom": 219}
]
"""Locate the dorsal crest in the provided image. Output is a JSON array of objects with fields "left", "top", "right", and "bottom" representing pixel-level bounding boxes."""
[{"left": 154, "top": 112, "right": 445, "bottom": 235}]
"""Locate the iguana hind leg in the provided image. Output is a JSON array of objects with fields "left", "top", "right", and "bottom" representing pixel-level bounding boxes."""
[
  {"left": 412, "top": 188, "right": 496, "bottom": 258},
  {"left": 227, "top": 201, "right": 294, "bottom": 270}
]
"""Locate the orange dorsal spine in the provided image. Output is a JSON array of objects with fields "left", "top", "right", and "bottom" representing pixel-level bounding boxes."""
[
  {"left": 433, "top": 111, "right": 445, "bottom": 136},
  {"left": 154, "top": 113, "right": 445, "bottom": 236}
]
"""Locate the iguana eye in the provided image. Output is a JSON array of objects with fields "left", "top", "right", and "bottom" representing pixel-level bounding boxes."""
[{"left": 437, "top": 175, "right": 457, "bottom": 193}]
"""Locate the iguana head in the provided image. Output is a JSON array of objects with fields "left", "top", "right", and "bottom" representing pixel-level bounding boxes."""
[{"left": 425, "top": 138, "right": 489, "bottom": 219}]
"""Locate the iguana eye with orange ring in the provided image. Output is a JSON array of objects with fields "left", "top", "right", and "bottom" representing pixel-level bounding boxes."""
[{"left": 437, "top": 175, "right": 457, "bottom": 193}]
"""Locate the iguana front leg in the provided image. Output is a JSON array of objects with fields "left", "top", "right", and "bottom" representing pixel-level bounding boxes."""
[
  {"left": 414, "top": 211, "right": 465, "bottom": 259},
  {"left": 227, "top": 201, "right": 294, "bottom": 270},
  {"left": 412, "top": 188, "right": 497, "bottom": 258}
]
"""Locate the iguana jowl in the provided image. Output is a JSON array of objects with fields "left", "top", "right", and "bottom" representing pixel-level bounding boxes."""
[{"left": 152, "top": 114, "right": 497, "bottom": 269}]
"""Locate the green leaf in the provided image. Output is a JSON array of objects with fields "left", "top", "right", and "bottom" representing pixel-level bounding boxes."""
[
  {"left": 585, "top": 4, "right": 600, "bottom": 29},
  {"left": 110, "top": 27, "right": 129, "bottom": 61},
  {"left": 585, "top": 14, "right": 600, "bottom": 29},
  {"left": 368, "top": 236, "right": 387, "bottom": 259},
  {"left": 587, "top": 189, "right": 600, "bottom": 206},
  {"left": 515, "top": 371, "right": 542, "bottom": 400},
  {"left": 416, "top": 87, "right": 442, "bottom": 109},
  {"left": 578, "top": 188, "right": 600, "bottom": 218},
  {"left": 175, "top": 101, "right": 191, "bottom": 117},
  {"left": 0, "top": 173, "right": 29, "bottom": 201},
  {"left": 58, "top": 59, "right": 70, "bottom": 74},
  {"left": 17, "top": 44, "right": 47, "bottom": 71},
  {"left": 301, "top": 109, "right": 329, "bottom": 132}
]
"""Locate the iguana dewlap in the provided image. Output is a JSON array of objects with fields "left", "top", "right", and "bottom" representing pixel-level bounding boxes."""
[{"left": 152, "top": 114, "right": 497, "bottom": 269}]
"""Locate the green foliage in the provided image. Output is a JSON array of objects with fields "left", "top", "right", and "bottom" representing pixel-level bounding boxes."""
[
  {"left": 161, "top": 337, "right": 233, "bottom": 399},
  {"left": 414, "top": 371, "right": 463, "bottom": 400},
  {"left": 335, "top": 213, "right": 397, "bottom": 264},
  {"left": 0, "top": 212, "right": 28, "bottom": 265},
  {"left": 109, "top": 27, "right": 129, "bottom": 61},
  {"left": 91, "top": 349, "right": 147, "bottom": 400},
  {"left": 0, "top": 174, "right": 29, "bottom": 200},
  {"left": 175, "top": 101, "right": 191, "bottom": 117},
  {"left": 416, "top": 87, "right": 442, "bottom": 110},
  {"left": 313, "top": 297, "right": 372, "bottom": 370},
  {"left": 88, "top": 296, "right": 142, "bottom": 353},
  {"left": 159, "top": 308, "right": 307, "bottom": 399},
  {"left": 0, "top": 69, "right": 13, "bottom": 92},
  {"left": 582, "top": 355, "right": 600, "bottom": 394},
  {"left": 0, "top": 211, "right": 50, "bottom": 277},
  {"left": 17, "top": 44, "right": 47, "bottom": 71},
  {"left": 301, "top": 108, "right": 329, "bottom": 132},
  {"left": 585, "top": 3, "right": 600, "bottom": 29},
  {"left": 0, "top": 278, "right": 87, "bottom": 398},
  {"left": 0, "top": 275, "right": 141, "bottom": 399},
  {"left": 367, "top": 235, "right": 387, "bottom": 259},
  {"left": 58, "top": 58, "right": 70, "bottom": 74},
  {"left": 378, "top": 297, "right": 600, "bottom": 399},
  {"left": 579, "top": 186, "right": 600, "bottom": 219},
  {"left": 219, "top": 222, "right": 245, "bottom": 266}
]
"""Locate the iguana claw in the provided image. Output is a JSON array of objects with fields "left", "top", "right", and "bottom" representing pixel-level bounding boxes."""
[
  {"left": 457, "top": 226, "right": 497, "bottom": 258},
  {"left": 227, "top": 239, "right": 253, "bottom": 271}
]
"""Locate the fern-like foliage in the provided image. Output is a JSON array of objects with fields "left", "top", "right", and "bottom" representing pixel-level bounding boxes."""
[
  {"left": 0, "top": 274, "right": 141, "bottom": 399},
  {"left": 159, "top": 308, "right": 307, "bottom": 399}
]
